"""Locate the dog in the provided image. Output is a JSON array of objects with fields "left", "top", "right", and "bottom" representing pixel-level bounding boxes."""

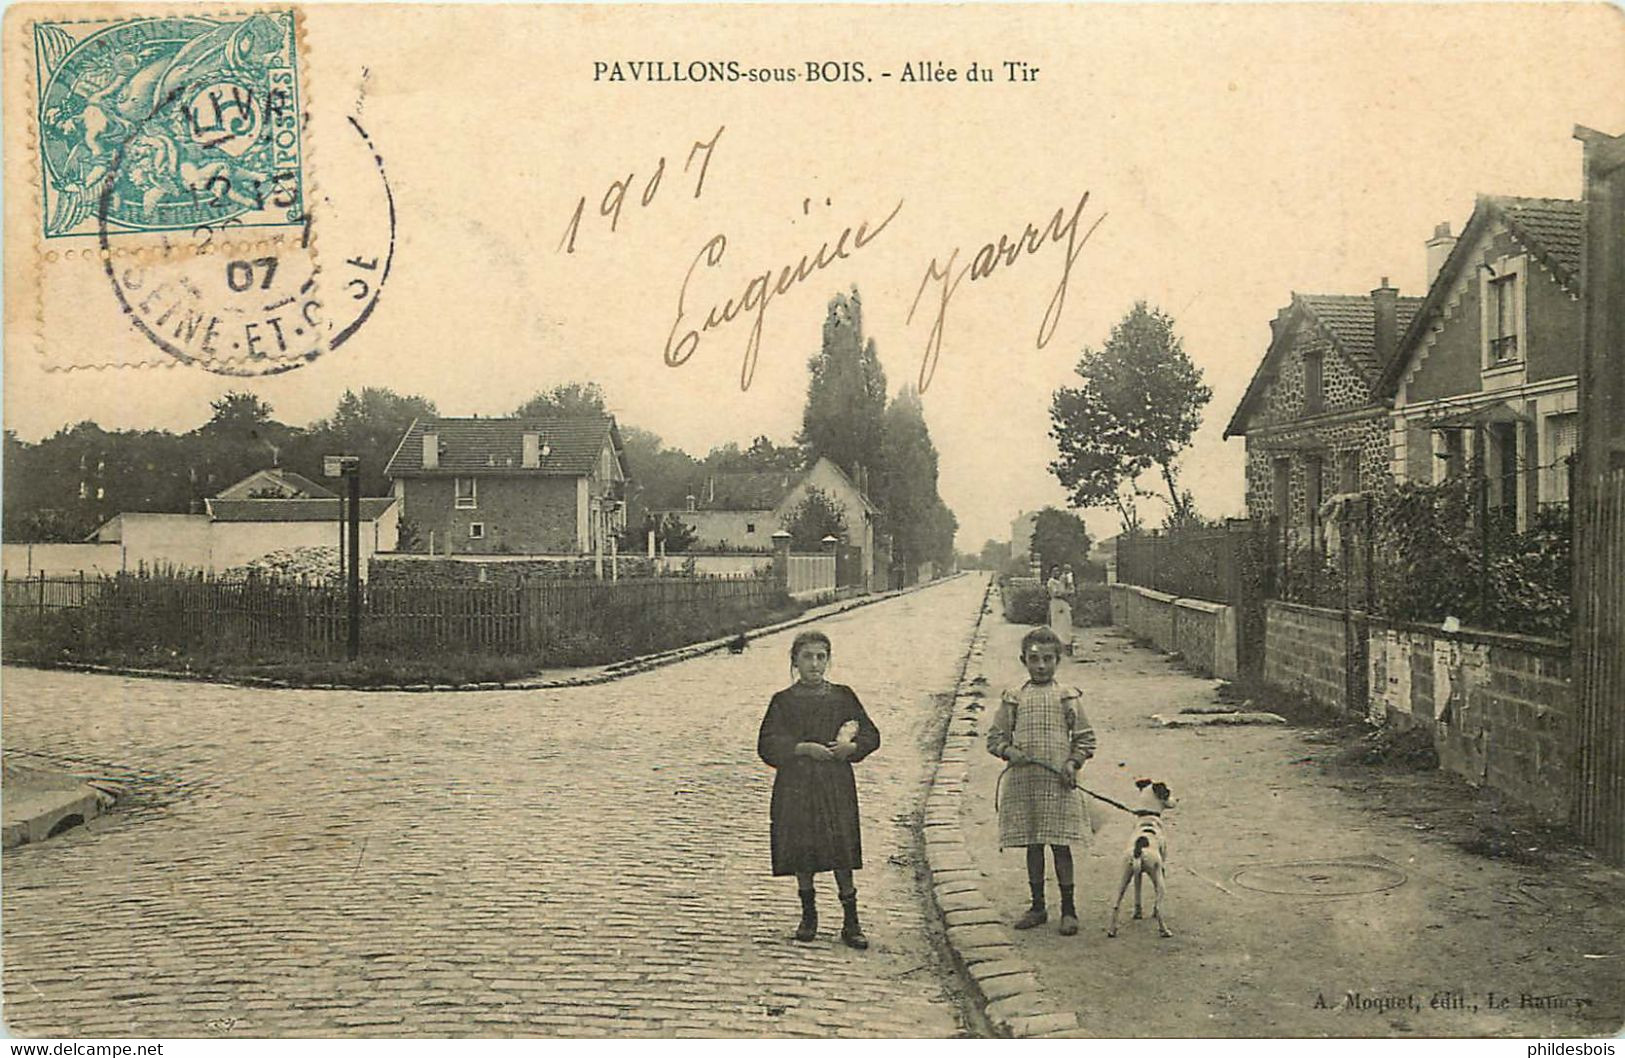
[{"left": 1106, "top": 778, "right": 1175, "bottom": 938}]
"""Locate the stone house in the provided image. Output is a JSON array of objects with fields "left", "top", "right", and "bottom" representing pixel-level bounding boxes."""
[
  {"left": 384, "top": 416, "right": 628, "bottom": 555},
  {"left": 656, "top": 455, "right": 878, "bottom": 577},
  {"left": 1224, "top": 283, "right": 1424, "bottom": 534},
  {"left": 1375, "top": 197, "right": 1584, "bottom": 531}
]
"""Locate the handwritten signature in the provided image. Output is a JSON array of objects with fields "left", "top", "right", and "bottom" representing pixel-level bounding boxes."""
[
  {"left": 908, "top": 191, "right": 1105, "bottom": 392},
  {"left": 665, "top": 199, "right": 905, "bottom": 390}
]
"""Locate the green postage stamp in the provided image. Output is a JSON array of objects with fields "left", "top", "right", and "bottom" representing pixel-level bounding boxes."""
[{"left": 33, "top": 10, "right": 304, "bottom": 239}]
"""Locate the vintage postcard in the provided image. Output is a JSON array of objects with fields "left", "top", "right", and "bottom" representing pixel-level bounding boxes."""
[{"left": 3, "top": 1, "right": 1624, "bottom": 1043}]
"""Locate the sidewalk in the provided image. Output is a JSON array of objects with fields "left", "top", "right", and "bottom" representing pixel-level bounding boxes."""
[
  {"left": 2, "top": 759, "right": 113, "bottom": 848},
  {"left": 948, "top": 613, "right": 1624, "bottom": 1038}
]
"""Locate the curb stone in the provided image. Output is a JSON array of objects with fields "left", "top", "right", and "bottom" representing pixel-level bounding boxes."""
[
  {"left": 922, "top": 577, "right": 1083, "bottom": 1039},
  {"left": 6, "top": 574, "right": 968, "bottom": 693}
]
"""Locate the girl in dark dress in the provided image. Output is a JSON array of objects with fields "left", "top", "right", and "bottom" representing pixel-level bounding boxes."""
[{"left": 757, "top": 630, "right": 881, "bottom": 948}]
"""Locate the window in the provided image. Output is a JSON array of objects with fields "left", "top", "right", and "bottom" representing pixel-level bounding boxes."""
[
  {"left": 1492, "top": 423, "right": 1519, "bottom": 521},
  {"left": 1272, "top": 458, "right": 1291, "bottom": 519},
  {"left": 745, "top": 522, "right": 756, "bottom": 534},
  {"left": 1546, "top": 413, "right": 1578, "bottom": 504},
  {"left": 454, "top": 477, "right": 477, "bottom": 509},
  {"left": 1305, "top": 455, "right": 1324, "bottom": 520},
  {"left": 1489, "top": 274, "right": 1519, "bottom": 363},
  {"left": 469, "top": 522, "right": 485, "bottom": 539},
  {"left": 1440, "top": 430, "right": 1466, "bottom": 481},
  {"left": 1303, "top": 352, "right": 1324, "bottom": 414},
  {"left": 1339, "top": 450, "right": 1361, "bottom": 494}
]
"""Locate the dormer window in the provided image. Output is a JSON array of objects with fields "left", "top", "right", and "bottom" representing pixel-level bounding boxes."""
[
  {"left": 1489, "top": 274, "right": 1518, "bottom": 362},
  {"left": 1480, "top": 256, "right": 1526, "bottom": 370}
]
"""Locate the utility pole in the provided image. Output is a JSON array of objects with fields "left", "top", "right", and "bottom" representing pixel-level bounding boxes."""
[{"left": 326, "top": 454, "right": 363, "bottom": 660}]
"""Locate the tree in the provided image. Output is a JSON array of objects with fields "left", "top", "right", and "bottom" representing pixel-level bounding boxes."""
[
  {"left": 619, "top": 427, "right": 702, "bottom": 524},
  {"left": 781, "top": 485, "right": 848, "bottom": 550},
  {"left": 206, "top": 391, "right": 275, "bottom": 431},
  {"left": 1050, "top": 301, "right": 1212, "bottom": 532},
  {"left": 978, "top": 538, "right": 1012, "bottom": 571},
  {"left": 618, "top": 512, "right": 698, "bottom": 554},
  {"left": 304, "top": 387, "right": 439, "bottom": 496},
  {"left": 878, "top": 384, "right": 958, "bottom": 579},
  {"left": 1030, "top": 507, "right": 1091, "bottom": 576},
  {"left": 797, "top": 289, "right": 887, "bottom": 483},
  {"left": 513, "top": 381, "right": 609, "bottom": 419},
  {"left": 703, "top": 435, "right": 802, "bottom": 474}
]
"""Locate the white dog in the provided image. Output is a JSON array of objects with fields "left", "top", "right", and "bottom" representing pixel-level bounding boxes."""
[{"left": 1106, "top": 778, "right": 1174, "bottom": 938}]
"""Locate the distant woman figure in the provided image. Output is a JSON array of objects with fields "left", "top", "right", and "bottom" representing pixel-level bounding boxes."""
[{"left": 1046, "top": 565, "right": 1074, "bottom": 655}]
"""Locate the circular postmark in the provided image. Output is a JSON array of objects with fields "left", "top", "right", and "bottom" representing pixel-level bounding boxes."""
[{"left": 98, "top": 100, "right": 395, "bottom": 376}]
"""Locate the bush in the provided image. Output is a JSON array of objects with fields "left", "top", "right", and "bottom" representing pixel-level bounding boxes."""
[
  {"left": 1073, "top": 583, "right": 1112, "bottom": 626},
  {"left": 1001, "top": 578, "right": 1048, "bottom": 624}
]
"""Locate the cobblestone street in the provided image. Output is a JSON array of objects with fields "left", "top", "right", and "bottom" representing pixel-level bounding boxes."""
[{"left": 1, "top": 576, "right": 987, "bottom": 1038}]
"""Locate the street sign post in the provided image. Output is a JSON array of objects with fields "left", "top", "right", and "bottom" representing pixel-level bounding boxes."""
[{"left": 324, "top": 455, "right": 362, "bottom": 660}]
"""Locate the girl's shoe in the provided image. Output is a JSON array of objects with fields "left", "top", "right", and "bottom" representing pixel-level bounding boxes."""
[
  {"left": 839, "top": 891, "right": 868, "bottom": 950},
  {"left": 795, "top": 889, "right": 818, "bottom": 942},
  {"left": 1013, "top": 906, "right": 1048, "bottom": 930}
]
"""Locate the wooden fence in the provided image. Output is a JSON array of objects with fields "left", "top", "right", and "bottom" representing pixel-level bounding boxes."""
[
  {"left": 2, "top": 570, "right": 784, "bottom": 661},
  {"left": 1573, "top": 467, "right": 1625, "bottom": 862}
]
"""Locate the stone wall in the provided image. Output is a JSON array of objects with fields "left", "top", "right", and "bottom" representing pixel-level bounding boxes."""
[
  {"left": 1263, "top": 600, "right": 1351, "bottom": 711},
  {"left": 1368, "top": 621, "right": 1573, "bottom": 819},
  {"left": 1111, "top": 585, "right": 1237, "bottom": 679},
  {"left": 371, "top": 554, "right": 660, "bottom": 587}
]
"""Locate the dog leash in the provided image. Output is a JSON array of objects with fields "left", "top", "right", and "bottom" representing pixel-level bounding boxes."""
[{"left": 993, "top": 755, "right": 1137, "bottom": 816}]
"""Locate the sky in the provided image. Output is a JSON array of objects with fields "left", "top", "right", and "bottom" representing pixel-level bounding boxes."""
[{"left": 7, "top": 3, "right": 1624, "bottom": 548}]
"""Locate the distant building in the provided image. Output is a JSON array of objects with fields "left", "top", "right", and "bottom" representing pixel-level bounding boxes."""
[
  {"left": 654, "top": 456, "right": 879, "bottom": 587},
  {"left": 384, "top": 416, "right": 628, "bottom": 555},
  {"left": 1010, "top": 510, "right": 1039, "bottom": 563}
]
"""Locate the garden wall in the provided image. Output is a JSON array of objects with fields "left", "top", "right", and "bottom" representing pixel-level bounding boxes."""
[
  {"left": 1263, "top": 600, "right": 1351, "bottom": 712},
  {"left": 1110, "top": 584, "right": 1237, "bottom": 679},
  {"left": 1368, "top": 621, "right": 1573, "bottom": 820}
]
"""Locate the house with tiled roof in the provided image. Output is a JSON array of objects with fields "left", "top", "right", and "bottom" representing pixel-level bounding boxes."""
[
  {"left": 654, "top": 455, "right": 878, "bottom": 574},
  {"left": 383, "top": 415, "right": 628, "bottom": 555},
  {"left": 1224, "top": 280, "right": 1423, "bottom": 534},
  {"left": 1377, "top": 196, "right": 1584, "bottom": 531}
]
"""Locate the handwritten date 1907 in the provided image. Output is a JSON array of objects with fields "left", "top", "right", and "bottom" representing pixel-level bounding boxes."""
[{"left": 558, "top": 126, "right": 725, "bottom": 254}]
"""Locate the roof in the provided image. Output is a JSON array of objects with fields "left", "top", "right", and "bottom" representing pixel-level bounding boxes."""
[
  {"left": 1377, "top": 195, "right": 1582, "bottom": 399},
  {"left": 1224, "top": 291, "right": 1421, "bottom": 437},
  {"left": 1296, "top": 295, "right": 1423, "bottom": 373},
  {"left": 655, "top": 457, "right": 878, "bottom": 515},
  {"left": 690, "top": 470, "right": 800, "bottom": 511},
  {"left": 216, "top": 467, "right": 337, "bottom": 500},
  {"left": 205, "top": 498, "right": 397, "bottom": 523},
  {"left": 384, "top": 416, "right": 622, "bottom": 477}
]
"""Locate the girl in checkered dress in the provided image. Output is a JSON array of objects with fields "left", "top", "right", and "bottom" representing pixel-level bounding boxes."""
[{"left": 987, "top": 626, "right": 1096, "bottom": 936}]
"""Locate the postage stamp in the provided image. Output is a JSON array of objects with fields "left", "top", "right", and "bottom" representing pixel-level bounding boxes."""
[{"left": 33, "top": 10, "right": 304, "bottom": 240}]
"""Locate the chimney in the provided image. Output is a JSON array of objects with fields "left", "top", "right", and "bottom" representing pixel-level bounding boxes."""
[
  {"left": 1371, "top": 277, "right": 1399, "bottom": 367},
  {"left": 1425, "top": 221, "right": 1457, "bottom": 287},
  {"left": 422, "top": 432, "right": 439, "bottom": 470},
  {"left": 522, "top": 432, "right": 540, "bottom": 468}
]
